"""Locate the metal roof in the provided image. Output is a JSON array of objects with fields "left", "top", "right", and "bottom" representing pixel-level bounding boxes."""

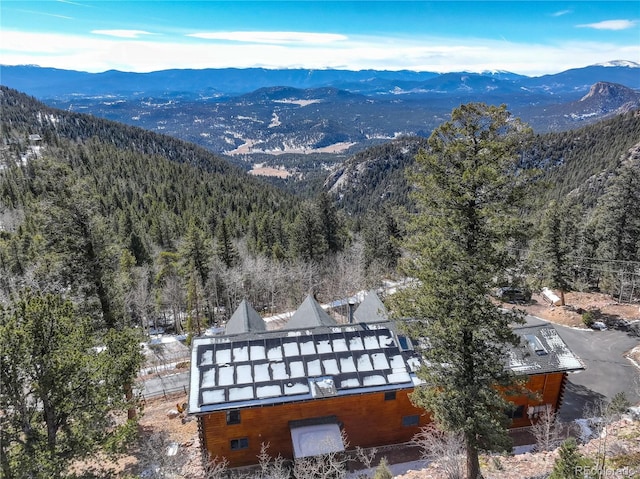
[
  {"left": 354, "top": 290, "right": 388, "bottom": 323},
  {"left": 283, "top": 294, "right": 338, "bottom": 329},
  {"left": 225, "top": 299, "right": 267, "bottom": 334},
  {"left": 508, "top": 325, "right": 583, "bottom": 374},
  {"left": 188, "top": 317, "right": 582, "bottom": 415},
  {"left": 189, "top": 323, "right": 419, "bottom": 414}
]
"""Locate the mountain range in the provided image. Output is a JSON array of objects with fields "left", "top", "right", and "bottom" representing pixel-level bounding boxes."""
[
  {"left": 2, "top": 61, "right": 639, "bottom": 99},
  {"left": 1, "top": 61, "right": 639, "bottom": 180}
]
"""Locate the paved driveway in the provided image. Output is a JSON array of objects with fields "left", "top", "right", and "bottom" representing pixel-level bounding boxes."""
[{"left": 525, "top": 315, "right": 640, "bottom": 421}]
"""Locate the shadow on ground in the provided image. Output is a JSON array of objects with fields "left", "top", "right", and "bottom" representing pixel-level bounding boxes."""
[{"left": 560, "top": 381, "right": 607, "bottom": 422}]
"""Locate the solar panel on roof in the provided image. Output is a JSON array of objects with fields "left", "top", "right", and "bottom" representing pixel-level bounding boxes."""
[
  {"left": 249, "top": 342, "right": 267, "bottom": 360},
  {"left": 348, "top": 335, "right": 365, "bottom": 351},
  {"left": 371, "top": 352, "right": 390, "bottom": 370},
  {"left": 236, "top": 364, "right": 253, "bottom": 384},
  {"left": 355, "top": 353, "right": 374, "bottom": 372},
  {"left": 201, "top": 389, "right": 226, "bottom": 404},
  {"left": 362, "top": 374, "right": 386, "bottom": 386},
  {"left": 256, "top": 384, "right": 281, "bottom": 398},
  {"left": 283, "top": 340, "right": 300, "bottom": 357},
  {"left": 300, "top": 340, "right": 316, "bottom": 355},
  {"left": 201, "top": 368, "right": 216, "bottom": 388},
  {"left": 253, "top": 362, "right": 270, "bottom": 382},
  {"left": 289, "top": 360, "right": 305, "bottom": 378},
  {"left": 322, "top": 358, "right": 339, "bottom": 375},
  {"left": 229, "top": 386, "right": 254, "bottom": 401},
  {"left": 306, "top": 358, "right": 322, "bottom": 377},
  {"left": 339, "top": 356, "right": 357, "bottom": 373},
  {"left": 233, "top": 343, "right": 250, "bottom": 362},
  {"left": 218, "top": 365, "right": 235, "bottom": 386},
  {"left": 215, "top": 347, "right": 232, "bottom": 365}
]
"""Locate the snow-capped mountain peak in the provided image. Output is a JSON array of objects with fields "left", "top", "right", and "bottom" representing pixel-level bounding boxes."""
[{"left": 593, "top": 60, "right": 640, "bottom": 68}]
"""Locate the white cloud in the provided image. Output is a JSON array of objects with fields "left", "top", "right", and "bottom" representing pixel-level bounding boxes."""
[
  {"left": 577, "top": 19, "right": 637, "bottom": 31},
  {"left": 551, "top": 10, "right": 572, "bottom": 17},
  {"left": 91, "top": 29, "right": 155, "bottom": 39},
  {"left": 1, "top": 29, "right": 638, "bottom": 77},
  {"left": 11, "top": 9, "right": 74, "bottom": 20},
  {"left": 186, "top": 31, "right": 348, "bottom": 44}
]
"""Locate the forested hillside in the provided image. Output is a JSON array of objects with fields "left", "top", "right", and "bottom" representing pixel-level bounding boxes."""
[
  {"left": 530, "top": 109, "right": 640, "bottom": 207},
  {"left": 323, "top": 108, "right": 640, "bottom": 300},
  {"left": 326, "top": 109, "right": 640, "bottom": 216},
  {"left": 325, "top": 136, "right": 429, "bottom": 215},
  {"left": 0, "top": 87, "right": 394, "bottom": 333},
  {"left": 0, "top": 86, "right": 401, "bottom": 476}
]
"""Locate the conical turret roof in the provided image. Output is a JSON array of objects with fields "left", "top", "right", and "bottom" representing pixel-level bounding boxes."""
[
  {"left": 225, "top": 299, "right": 267, "bottom": 334},
  {"left": 285, "top": 294, "right": 337, "bottom": 329},
  {"left": 354, "top": 290, "right": 388, "bottom": 323}
]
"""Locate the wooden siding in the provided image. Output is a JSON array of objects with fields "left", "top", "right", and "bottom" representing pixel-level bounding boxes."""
[
  {"left": 199, "top": 371, "right": 568, "bottom": 467},
  {"left": 508, "top": 372, "right": 567, "bottom": 428},
  {"left": 200, "top": 389, "right": 429, "bottom": 467}
]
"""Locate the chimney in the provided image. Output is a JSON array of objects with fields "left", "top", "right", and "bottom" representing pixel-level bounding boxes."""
[{"left": 348, "top": 299, "right": 356, "bottom": 324}]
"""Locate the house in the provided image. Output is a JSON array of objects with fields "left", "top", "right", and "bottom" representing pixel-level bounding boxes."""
[{"left": 187, "top": 292, "right": 582, "bottom": 467}]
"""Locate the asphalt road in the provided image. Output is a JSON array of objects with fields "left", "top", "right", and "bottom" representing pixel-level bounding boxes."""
[{"left": 525, "top": 315, "right": 640, "bottom": 421}]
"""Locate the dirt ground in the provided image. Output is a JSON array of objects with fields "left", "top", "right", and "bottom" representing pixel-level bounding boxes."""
[{"left": 513, "top": 291, "right": 640, "bottom": 328}]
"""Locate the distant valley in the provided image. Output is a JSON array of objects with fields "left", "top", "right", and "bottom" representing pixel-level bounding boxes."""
[{"left": 2, "top": 61, "right": 639, "bottom": 180}]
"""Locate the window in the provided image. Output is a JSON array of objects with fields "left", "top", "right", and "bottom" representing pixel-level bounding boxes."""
[
  {"left": 402, "top": 415, "right": 419, "bottom": 427},
  {"left": 230, "top": 437, "right": 249, "bottom": 450},
  {"left": 226, "top": 410, "right": 241, "bottom": 425},
  {"left": 397, "top": 335, "right": 412, "bottom": 351},
  {"left": 506, "top": 405, "right": 525, "bottom": 419},
  {"left": 384, "top": 391, "right": 396, "bottom": 401}
]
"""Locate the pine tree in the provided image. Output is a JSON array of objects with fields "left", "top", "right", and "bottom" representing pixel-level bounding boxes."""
[
  {"left": 362, "top": 209, "right": 402, "bottom": 272},
  {"left": 373, "top": 457, "right": 393, "bottom": 479},
  {"left": 215, "top": 218, "right": 239, "bottom": 268},
  {"left": 391, "top": 103, "right": 534, "bottom": 479},
  {"left": 593, "top": 163, "right": 640, "bottom": 297},
  {"left": 0, "top": 292, "right": 142, "bottom": 478},
  {"left": 539, "top": 201, "right": 572, "bottom": 305},
  {"left": 549, "top": 438, "right": 584, "bottom": 479},
  {"left": 316, "top": 191, "right": 345, "bottom": 254},
  {"left": 290, "top": 201, "right": 327, "bottom": 262}
]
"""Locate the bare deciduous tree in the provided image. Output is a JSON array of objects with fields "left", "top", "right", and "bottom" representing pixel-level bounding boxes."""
[
  {"left": 202, "top": 453, "right": 230, "bottom": 479},
  {"left": 257, "top": 442, "right": 290, "bottom": 479},
  {"left": 137, "top": 431, "right": 186, "bottom": 479},
  {"left": 582, "top": 392, "right": 630, "bottom": 475},
  {"left": 531, "top": 404, "right": 565, "bottom": 452},
  {"left": 412, "top": 425, "right": 466, "bottom": 479}
]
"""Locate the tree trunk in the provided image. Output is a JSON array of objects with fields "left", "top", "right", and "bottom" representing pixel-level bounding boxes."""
[
  {"left": 125, "top": 382, "right": 136, "bottom": 420},
  {"left": 559, "top": 289, "right": 565, "bottom": 307},
  {"left": 466, "top": 436, "right": 482, "bottom": 479}
]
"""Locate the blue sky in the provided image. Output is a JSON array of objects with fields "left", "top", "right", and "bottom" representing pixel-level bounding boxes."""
[{"left": 1, "top": 1, "right": 638, "bottom": 76}]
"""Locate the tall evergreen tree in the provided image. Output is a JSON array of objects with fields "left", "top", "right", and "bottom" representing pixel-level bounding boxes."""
[
  {"left": 0, "top": 292, "right": 141, "bottom": 479},
  {"left": 593, "top": 163, "right": 640, "bottom": 296},
  {"left": 391, "top": 103, "right": 533, "bottom": 479},
  {"left": 215, "top": 218, "right": 239, "bottom": 268},
  {"left": 180, "top": 220, "right": 210, "bottom": 287},
  {"left": 362, "top": 209, "right": 402, "bottom": 272},
  {"left": 538, "top": 201, "right": 572, "bottom": 305},
  {"left": 316, "top": 191, "right": 344, "bottom": 254},
  {"left": 290, "top": 201, "right": 327, "bottom": 262}
]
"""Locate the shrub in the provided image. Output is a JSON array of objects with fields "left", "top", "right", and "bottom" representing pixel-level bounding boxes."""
[
  {"left": 373, "top": 457, "right": 393, "bottom": 479},
  {"left": 582, "top": 311, "right": 595, "bottom": 328}
]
